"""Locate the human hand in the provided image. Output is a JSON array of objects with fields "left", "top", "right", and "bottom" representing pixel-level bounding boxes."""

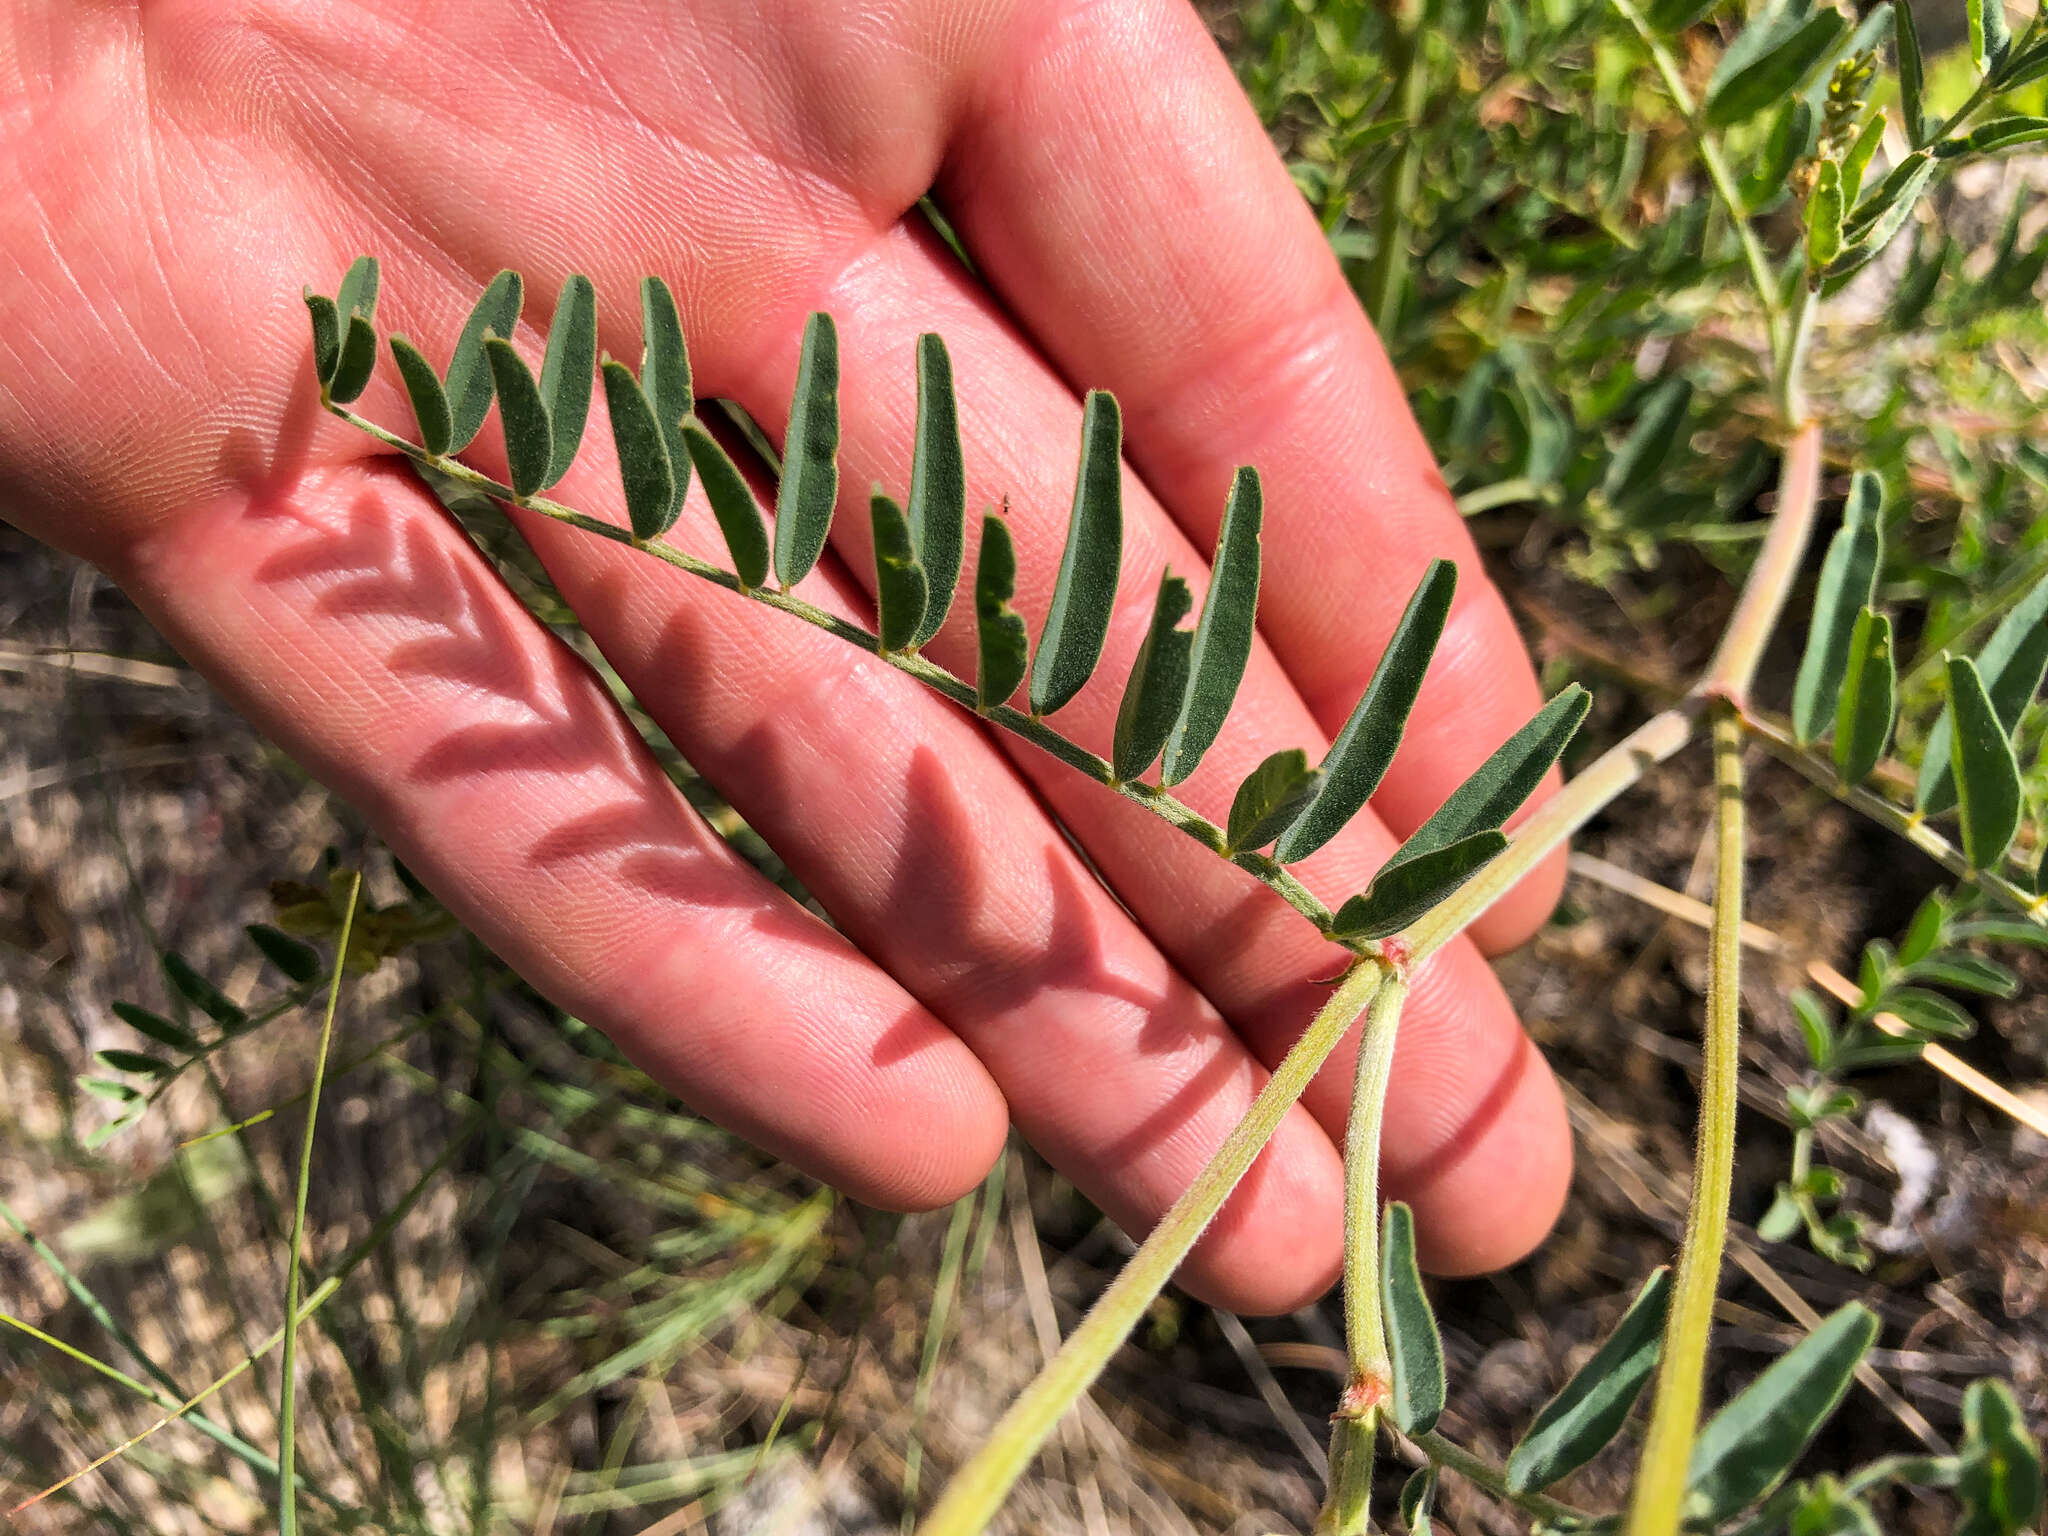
[{"left": 1, "top": 0, "right": 1570, "bottom": 1312}]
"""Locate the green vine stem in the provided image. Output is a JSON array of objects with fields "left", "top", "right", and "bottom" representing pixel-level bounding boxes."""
[
  {"left": 918, "top": 959, "right": 1388, "bottom": 1536},
  {"left": 1626, "top": 706, "right": 1748, "bottom": 1536}
]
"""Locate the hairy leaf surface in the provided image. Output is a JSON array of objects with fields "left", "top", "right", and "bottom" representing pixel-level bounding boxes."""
[
  {"left": 776, "top": 313, "right": 841, "bottom": 588},
  {"left": 1112, "top": 572, "right": 1194, "bottom": 782},
  {"left": 681, "top": 418, "right": 772, "bottom": 589},
  {"left": 1030, "top": 391, "right": 1124, "bottom": 716},
  {"left": 1161, "top": 467, "right": 1262, "bottom": 786},
  {"left": 908, "top": 333, "right": 965, "bottom": 646}
]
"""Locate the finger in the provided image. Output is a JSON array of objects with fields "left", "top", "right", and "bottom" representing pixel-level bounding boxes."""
[
  {"left": 103, "top": 455, "right": 1006, "bottom": 1212},
  {"left": 435, "top": 317, "right": 1348, "bottom": 1313},
  {"left": 936, "top": 0, "right": 1566, "bottom": 950},
  {"left": 746, "top": 220, "right": 1572, "bottom": 1274}
]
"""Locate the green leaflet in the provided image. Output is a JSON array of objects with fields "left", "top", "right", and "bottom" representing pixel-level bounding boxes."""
[
  {"left": 1603, "top": 377, "right": 1694, "bottom": 506},
  {"left": 1832, "top": 608, "right": 1895, "bottom": 785},
  {"left": 1970, "top": 0, "right": 2012, "bottom": 74},
  {"left": 1938, "top": 115, "right": 2048, "bottom": 158},
  {"left": 1226, "top": 748, "right": 1323, "bottom": 855},
  {"left": 1399, "top": 1467, "right": 1436, "bottom": 1536},
  {"left": 1896, "top": 1, "right": 1928, "bottom": 145},
  {"left": 1394, "top": 684, "right": 1591, "bottom": 862},
  {"left": 1791, "top": 472, "right": 1883, "bottom": 744},
  {"left": 1030, "top": 391, "right": 1124, "bottom": 717},
  {"left": 1826, "top": 152, "right": 1937, "bottom": 286},
  {"left": 1946, "top": 656, "right": 2023, "bottom": 870},
  {"left": 776, "top": 313, "right": 840, "bottom": 589},
  {"left": 869, "top": 491, "right": 930, "bottom": 652},
  {"left": 1704, "top": 2, "right": 1847, "bottom": 128},
  {"left": 1958, "top": 1379, "right": 2044, "bottom": 1536},
  {"left": 246, "top": 924, "right": 320, "bottom": 985},
  {"left": 639, "top": 276, "right": 693, "bottom": 528},
  {"left": 164, "top": 952, "right": 245, "bottom": 1029},
  {"left": 1840, "top": 114, "right": 1887, "bottom": 207},
  {"left": 446, "top": 270, "right": 523, "bottom": 453},
  {"left": 974, "top": 513, "right": 1030, "bottom": 711},
  {"left": 1380, "top": 1202, "right": 1445, "bottom": 1436},
  {"left": 483, "top": 337, "right": 554, "bottom": 498},
  {"left": 1917, "top": 573, "right": 2048, "bottom": 812},
  {"left": 907, "top": 333, "right": 965, "bottom": 646},
  {"left": 304, "top": 291, "right": 340, "bottom": 386},
  {"left": 97, "top": 1048, "right": 171, "bottom": 1077},
  {"left": 1880, "top": 985, "right": 1974, "bottom": 1039},
  {"left": 335, "top": 255, "right": 378, "bottom": 327},
  {"left": 537, "top": 274, "right": 596, "bottom": 490},
  {"left": 112, "top": 1001, "right": 200, "bottom": 1054},
  {"left": 1805, "top": 159, "right": 1845, "bottom": 276},
  {"left": 328, "top": 313, "right": 379, "bottom": 406},
  {"left": 1160, "top": 467, "right": 1263, "bottom": 787},
  {"left": 1507, "top": 1269, "right": 1671, "bottom": 1493},
  {"left": 1328, "top": 830, "right": 1506, "bottom": 940},
  {"left": 681, "top": 418, "right": 772, "bottom": 590},
  {"left": 1112, "top": 572, "right": 1194, "bottom": 782},
  {"left": 1276, "top": 559, "right": 1457, "bottom": 864},
  {"left": 388, "top": 336, "right": 452, "bottom": 458},
  {"left": 601, "top": 360, "right": 677, "bottom": 544},
  {"left": 1685, "top": 1303, "right": 1878, "bottom": 1522},
  {"left": 1903, "top": 954, "right": 2018, "bottom": 997}
]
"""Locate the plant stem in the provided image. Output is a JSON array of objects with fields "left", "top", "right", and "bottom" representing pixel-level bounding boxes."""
[
  {"left": 1316, "top": 1416, "right": 1379, "bottom": 1536},
  {"left": 918, "top": 961, "right": 1387, "bottom": 1536},
  {"left": 1365, "top": 0, "right": 1427, "bottom": 337},
  {"left": 1626, "top": 705, "right": 1747, "bottom": 1536},
  {"left": 278, "top": 870, "right": 360, "bottom": 1536},
  {"left": 1697, "top": 420, "right": 1824, "bottom": 708},
  {"left": 1412, "top": 1429, "right": 1597, "bottom": 1527}
]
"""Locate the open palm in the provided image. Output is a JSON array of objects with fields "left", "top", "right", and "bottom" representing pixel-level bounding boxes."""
[{"left": 1, "top": 0, "right": 1572, "bottom": 1311}]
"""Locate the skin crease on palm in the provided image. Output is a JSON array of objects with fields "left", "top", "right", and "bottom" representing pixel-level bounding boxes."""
[{"left": 0, "top": 0, "right": 1577, "bottom": 1314}]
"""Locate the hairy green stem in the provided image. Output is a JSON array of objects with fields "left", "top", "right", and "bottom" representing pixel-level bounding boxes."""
[
  {"left": 1412, "top": 1429, "right": 1597, "bottom": 1525},
  {"left": 1698, "top": 420, "right": 1824, "bottom": 708},
  {"left": 1627, "top": 706, "right": 1747, "bottom": 1536},
  {"left": 1317, "top": 1416, "right": 1380, "bottom": 1536},
  {"left": 918, "top": 960, "right": 1387, "bottom": 1536}
]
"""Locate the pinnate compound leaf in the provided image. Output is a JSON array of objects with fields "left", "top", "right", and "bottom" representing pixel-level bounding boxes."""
[
  {"left": 484, "top": 337, "right": 553, "bottom": 498},
  {"left": 389, "top": 336, "right": 452, "bottom": 457},
  {"left": 1793, "top": 472, "right": 1882, "bottom": 744},
  {"left": 1329, "top": 831, "right": 1506, "bottom": 940},
  {"left": 537, "top": 274, "right": 596, "bottom": 489},
  {"left": 1112, "top": 572, "right": 1194, "bottom": 781},
  {"left": 1705, "top": 2, "right": 1847, "bottom": 128},
  {"left": 1971, "top": 0, "right": 2013, "bottom": 74},
  {"left": 1917, "top": 573, "right": 2048, "bottom": 812},
  {"left": 639, "top": 276, "right": 693, "bottom": 525},
  {"left": 1397, "top": 685, "right": 1591, "bottom": 861},
  {"left": 1226, "top": 749, "right": 1322, "bottom": 855},
  {"left": 601, "top": 360, "right": 677, "bottom": 543},
  {"left": 245, "top": 924, "right": 321, "bottom": 985},
  {"left": 1832, "top": 607, "right": 1895, "bottom": 784},
  {"left": 974, "top": 513, "right": 1029, "bottom": 710},
  {"left": 1399, "top": 1467, "right": 1436, "bottom": 1535},
  {"left": 97, "top": 1048, "right": 171, "bottom": 1078},
  {"left": 446, "top": 270, "right": 523, "bottom": 452},
  {"left": 908, "top": 333, "right": 965, "bottom": 646},
  {"left": 1896, "top": 1, "right": 1928, "bottom": 144},
  {"left": 113, "top": 1001, "right": 200, "bottom": 1054},
  {"left": 776, "top": 313, "right": 841, "bottom": 588},
  {"left": 1958, "top": 1378, "right": 2043, "bottom": 1536},
  {"left": 1161, "top": 467, "right": 1263, "bottom": 787},
  {"left": 1030, "top": 391, "right": 1124, "bottom": 716},
  {"left": 1381, "top": 1202, "right": 1445, "bottom": 1435},
  {"left": 1604, "top": 378, "right": 1694, "bottom": 506},
  {"left": 681, "top": 418, "right": 772, "bottom": 590},
  {"left": 304, "top": 291, "right": 340, "bottom": 386},
  {"left": 1507, "top": 1269, "right": 1672, "bottom": 1493},
  {"left": 163, "top": 952, "right": 245, "bottom": 1028},
  {"left": 1276, "top": 559, "right": 1457, "bottom": 864},
  {"left": 869, "top": 491, "right": 930, "bottom": 652},
  {"left": 1685, "top": 1303, "right": 1879, "bottom": 1522},
  {"left": 1947, "top": 655, "right": 2023, "bottom": 869}
]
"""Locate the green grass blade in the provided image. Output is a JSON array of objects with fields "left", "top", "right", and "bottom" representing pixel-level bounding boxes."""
[
  {"left": 1330, "top": 829, "right": 1507, "bottom": 941},
  {"left": 1792, "top": 471, "right": 1882, "bottom": 744},
  {"left": 975, "top": 512, "right": 1029, "bottom": 710},
  {"left": 1276, "top": 558, "right": 1457, "bottom": 863},
  {"left": 537, "top": 274, "right": 596, "bottom": 489},
  {"left": 1947, "top": 655, "right": 2024, "bottom": 869},
  {"left": 484, "top": 337, "right": 554, "bottom": 498},
  {"left": 1161, "top": 466, "right": 1263, "bottom": 786},
  {"left": 388, "top": 335, "right": 452, "bottom": 457},
  {"left": 908, "top": 333, "right": 965, "bottom": 647},
  {"left": 278, "top": 870, "right": 361, "bottom": 1536},
  {"left": 639, "top": 276, "right": 693, "bottom": 527},
  {"left": 445, "top": 269, "right": 523, "bottom": 452},
  {"left": 1507, "top": 1269, "right": 1671, "bottom": 1493},
  {"left": 602, "top": 360, "right": 678, "bottom": 542},
  {"left": 775, "top": 312, "right": 841, "bottom": 588},
  {"left": 1396, "top": 683, "right": 1590, "bottom": 860},
  {"left": 1917, "top": 573, "right": 2048, "bottom": 812},
  {"left": 1380, "top": 1202, "right": 1445, "bottom": 1434},
  {"left": 1029, "top": 391, "right": 1124, "bottom": 716},
  {"left": 1832, "top": 607, "right": 1895, "bottom": 785},
  {"left": 681, "top": 417, "right": 772, "bottom": 589},
  {"left": 1111, "top": 571, "right": 1195, "bottom": 781},
  {"left": 870, "top": 491, "right": 930, "bottom": 652},
  {"left": 1225, "top": 748, "right": 1322, "bottom": 855}
]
